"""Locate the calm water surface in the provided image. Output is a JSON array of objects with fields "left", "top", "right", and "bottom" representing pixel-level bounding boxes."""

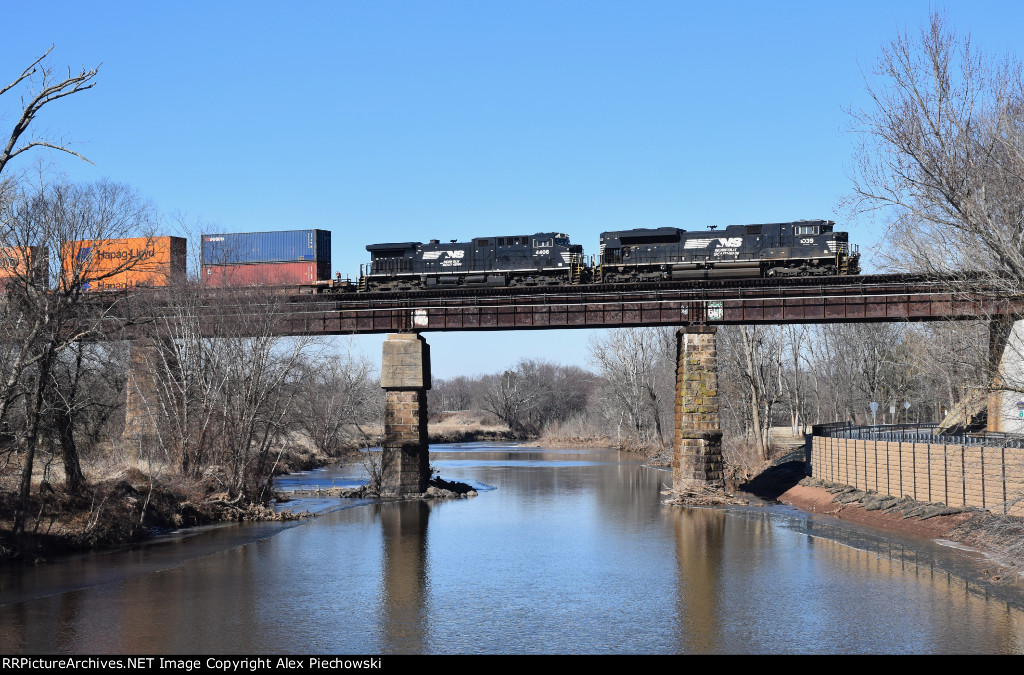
[{"left": 1, "top": 443, "right": 1023, "bottom": 654}]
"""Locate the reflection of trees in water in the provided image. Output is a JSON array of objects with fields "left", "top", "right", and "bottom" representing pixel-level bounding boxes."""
[
  {"left": 592, "top": 457, "right": 670, "bottom": 514},
  {"left": 667, "top": 504, "right": 1024, "bottom": 653},
  {"left": 126, "top": 544, "right": 263, "bottom": 652}
]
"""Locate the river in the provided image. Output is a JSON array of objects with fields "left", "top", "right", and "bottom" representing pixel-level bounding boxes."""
[{"left": 1, "top": 443, "right": 1023, "bottom": 654}]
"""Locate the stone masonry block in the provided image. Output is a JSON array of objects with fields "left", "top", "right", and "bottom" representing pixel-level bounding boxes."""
[{"left": 381, "top": 333, "right": 432, "bottom": 390}]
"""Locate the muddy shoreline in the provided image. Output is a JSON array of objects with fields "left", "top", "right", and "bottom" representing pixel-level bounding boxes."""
[{"left": 777, "top": 482, "right": 974, "bottom": 540}]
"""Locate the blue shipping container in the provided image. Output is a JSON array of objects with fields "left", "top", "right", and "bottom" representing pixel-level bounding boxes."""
[{"left": 201, "top": 229, "right": 331, "bottom": 265}]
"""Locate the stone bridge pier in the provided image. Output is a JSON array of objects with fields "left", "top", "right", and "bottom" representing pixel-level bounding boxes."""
[
  {"left": 122, "top": 338, "right": 173, "bottom": 464},
  {"left": 380, "top": 333, "right": 432, "bottom": 496},
  {"left": 673, "top": 326, "right": 725, "bottom": 488}
]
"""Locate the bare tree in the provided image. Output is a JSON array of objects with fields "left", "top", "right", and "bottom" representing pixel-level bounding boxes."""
[
  {"left": 847, "top": 12, "right": 1024, "bottom": 282},
  {"left": 296, "top": 340, "right": 380, "bottom": 456},
  {"left": 0, "top": 46, "right": 99, "bottom": 178},
  {"left": 845, "top": 10, "right": 1024, "bottom": 410},
  {"left": 479, "top": 368, "right": 532, "bottom": 437},
  {"left": 734, "top": 326, "right": 784, "bottom": 460},
  {"left": 430, "top": 375, "right": 476, "bottom": 413},
  {"left": 138, "top": 282, "right": 322, "bottom": 503},
  {"left": 478, "top": 359, "right": 593, "bottom": 438},
  {"left": 0, "top": 179, "right": 155, "bottom": 538},
  {"left": 588, "top": 327, "right": 674, "bottom": 449}
]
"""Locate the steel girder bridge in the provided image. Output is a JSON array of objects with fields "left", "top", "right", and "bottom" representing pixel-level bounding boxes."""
[{"left": 125, "top": 273, "right": 1024, "bottom": 337}]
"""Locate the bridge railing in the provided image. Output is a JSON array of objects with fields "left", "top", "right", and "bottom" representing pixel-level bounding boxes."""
[{"left": 812, "top": 422, "right": 1024, "bottom": 448}]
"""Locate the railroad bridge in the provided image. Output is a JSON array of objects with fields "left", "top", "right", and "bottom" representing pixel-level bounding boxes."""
[{"left": 120, "top": 274, "right": 1024, "bottom": 495}]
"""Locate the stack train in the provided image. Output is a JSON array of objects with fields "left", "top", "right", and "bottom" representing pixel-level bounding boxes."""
[
  {"left": 12, "top": 220, "right": 859, "bottom": 294},
  {"left": 358, "top": 219, "right": 859, "bottom": 292}
]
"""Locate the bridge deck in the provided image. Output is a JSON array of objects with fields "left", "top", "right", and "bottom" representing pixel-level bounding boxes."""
[{"left": 169, "top": 274, "right": 1021, "bottom": 335}]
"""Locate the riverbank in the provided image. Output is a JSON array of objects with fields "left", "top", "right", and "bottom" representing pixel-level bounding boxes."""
[
  {"left": 0, "top": 436, "right": 356, "bottom": 563},
  {"left": 775, "top": 477, "right": 1023, "bottom": 584},
  {"left": 778, "top": 480, "right": 975, "bottom": 541},
  {"left": 0, "top": 466, "right": 314, "bottom": 564}
]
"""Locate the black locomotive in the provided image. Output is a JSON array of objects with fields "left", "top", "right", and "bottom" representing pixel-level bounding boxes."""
[
  {"left": 597, "top": 220, "right": 859, "bottom": 283},
  {"left": 358, "top": 220, "right": 859, "bottom": 291},
  {"left": 360, "top": 233, "right": 585, "bottom": 291}
]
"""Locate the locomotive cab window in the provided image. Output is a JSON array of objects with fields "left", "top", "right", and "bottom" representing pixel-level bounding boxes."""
[
  {"left": 534, "top": 238, "right": 553, "bottom": 247},
  {"left": 794, "top": 225, "right": 819, "bottom": 236}
]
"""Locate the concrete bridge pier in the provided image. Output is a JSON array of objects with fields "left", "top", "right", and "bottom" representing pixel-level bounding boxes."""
[
  {"left": 380, "top": 333, "right": 432, "bottom": 496},
  {"left": 673, "top": 326, "right": 725, "bottom": 488}
]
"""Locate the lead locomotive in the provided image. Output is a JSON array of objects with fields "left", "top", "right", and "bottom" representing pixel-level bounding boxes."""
[{"left": 597, "top": 219, "right": 859, "bottom": 283}]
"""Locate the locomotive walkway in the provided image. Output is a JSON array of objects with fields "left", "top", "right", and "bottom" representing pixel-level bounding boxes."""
[{"left": 117, "top": 273, "right": 1024, "bottom": 496}]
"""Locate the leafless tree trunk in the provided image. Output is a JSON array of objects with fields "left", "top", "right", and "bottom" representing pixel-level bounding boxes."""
[
  {"left": 728, "top": 326, "right": 785, "bottom": 461},
  {"left": 782, "top": 325, "right": 807, "bottom": 434}
]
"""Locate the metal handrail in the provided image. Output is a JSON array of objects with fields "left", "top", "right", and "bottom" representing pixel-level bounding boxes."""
[{"left": 812, "top": 422, "right": 1024, "bottom": 448}]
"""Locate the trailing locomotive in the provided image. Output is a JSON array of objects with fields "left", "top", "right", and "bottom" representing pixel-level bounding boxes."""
[
  {"left": 360, "top": 233, "right": 585, "bottom": 291},
  {"left": 597, "top": 220, "right": 859, "bottom": 283}
]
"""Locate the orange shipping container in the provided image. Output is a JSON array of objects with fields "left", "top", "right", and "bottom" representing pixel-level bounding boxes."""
[
  {"left": 61, "top": 237, "right": 186, "bottom": 291},
  {"left": 0, "top": 246, "right": 46, "bottom": 284}
]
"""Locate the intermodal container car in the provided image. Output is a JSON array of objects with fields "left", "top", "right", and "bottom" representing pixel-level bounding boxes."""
[
  {"left": 61, "top": 236, "right": 186, "bottom": 291},
  {"left": 201, "top": 230, "right": 331, "bottom": 265},
  {"left": 200, "top": 261, "right": 332, "bottom": 287}
]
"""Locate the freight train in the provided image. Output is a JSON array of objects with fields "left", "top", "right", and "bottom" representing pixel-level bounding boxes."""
[
  {"left": 18, "top": 221, "right": 859, "bottom": 294},
  {"left": 358, "top": 220, "right": 859, "bottom": 291}
]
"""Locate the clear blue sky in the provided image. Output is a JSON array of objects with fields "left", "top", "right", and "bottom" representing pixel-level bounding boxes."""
[{"left": 3, "top": 1, "right": 1021, "bottom": 378}]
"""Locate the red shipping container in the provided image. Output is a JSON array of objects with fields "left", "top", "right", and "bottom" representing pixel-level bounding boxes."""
[{"left": 201, "top": 262, "right": 331, "bottom": 287}]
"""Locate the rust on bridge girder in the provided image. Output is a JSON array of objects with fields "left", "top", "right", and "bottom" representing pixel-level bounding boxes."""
[
  {"left": 103, "top": 276, "right": 1024, "bottom": 337},
  {"left": 271, "top": 279, "right": 1024, "bottom": 335}
]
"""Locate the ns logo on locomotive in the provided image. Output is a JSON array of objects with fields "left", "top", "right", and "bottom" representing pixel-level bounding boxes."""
[{"left": 357, "top": 220, "right": 859, "bottom": 292}]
